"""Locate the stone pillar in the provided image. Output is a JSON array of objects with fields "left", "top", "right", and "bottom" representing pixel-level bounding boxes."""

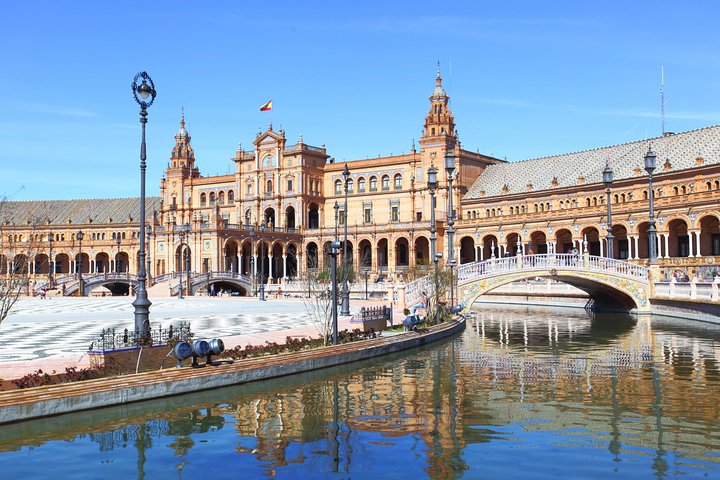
[
  {"left": 252, "top": 255, "right": 257, "bottom": 276},
  {"left": 282, "top": 254, "right": 286, "bottom": 281},
  {"left": 479, "top": 244, "right": 483, "bottom": 261},
  {"left": 633, "top": 236, "right": 640, "bottom": 260},
  {"left": 663, "top": 233, "right": 670, "bottom": 259},
  {"left": 599, "top": 239, "right": 604, "bottom": 257},
  {"left": 397, "top": 284, "right": 406, "bottom": 310},
  {"left": 688, "top": 233, "right": 694, "bottom": 257},
  {"left": 694, "top": 230, "right": 701, "bottom": 257}
]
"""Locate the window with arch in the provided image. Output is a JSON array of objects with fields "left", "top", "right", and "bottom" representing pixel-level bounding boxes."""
[
  {"left": 247, "top": 183, "right": 253, "bottom": 195},
  {"left": 586, "top": 198, "right": 591, "bottom": 207},
  {"left": 209, "top": 192, "right": 217, "bottom": 205},
  {"left": 266, "top": 179, "right": 273, "bottom": 194},
  {"left": 381, "top": 175, "right": 390, "bottom": 191},
  {"left": 485, "top": 209, "right": 490, "bottom": 217},
  {"left": 218, "top": 191, "right": 225, "bottom": 204},
  {"left": 643, "top": 190, "right": 648, "bottom": 200},
  {"left": 335, "top": 179, "right": 342, "bottom": 195},
  {"left": 370, "top": 176, "right": 378, "bottom": 192},
  {"left": 347, "top": 179, "right": 354, "bottom": 193},
  {"left": 358, "top": 177, "right": 366, "bottom": 193},
  {"left": 245, "top": 210, "right": 252, "bottom": 225},
  {"left": 622, "top": 193, "right": 627, "bottom": 202},
  {"left": 393, "top": 174, "right": 402, "bottom": 190},
  {"left": 287, "top": 179, "right": 293, "bottom": 192},
  {"left": 228, "top": 190, "right": 235, "bottom": 204},
  {"left": 200, "top": 193, "right": 207, "bottom": 206}
]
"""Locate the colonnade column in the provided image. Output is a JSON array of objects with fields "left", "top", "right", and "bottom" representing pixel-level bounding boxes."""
[
  {"left": 239, "top": 254, "right": 243, "bottom": 274},
  {"left": 663, "top": 234, "right": 670, "bottom": 259},
  {"left": 693, "top": 230, "right": 701, "bottom": 257},
  {"left": 633, "top": 236, "right": 640, "bottom": 260},
  {"left": 478, "top": 243, "right": 483, "bottom": 261},
  {"left": 252, "top": 254, "right": 257, "bottom": 276},
  {"left": 688, "top": 233, "right": 695, "bottom": 257},
  {"left": 599, "top": 239, "right": 605, "bottom": 257},
  {"left": 282, "top": 254, "right": 286, "bottom": 280}
]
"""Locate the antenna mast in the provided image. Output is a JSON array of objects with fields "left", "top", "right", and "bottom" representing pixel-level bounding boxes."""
[{"left": 660, "top": 66, "right": 665, "bottom": 136}]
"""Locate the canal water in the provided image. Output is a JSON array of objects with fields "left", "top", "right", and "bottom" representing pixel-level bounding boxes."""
[{"left": 1, "top": 305, "right": 719, "bottom": 479}]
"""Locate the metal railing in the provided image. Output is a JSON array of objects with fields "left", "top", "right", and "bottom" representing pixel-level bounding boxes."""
[{"left": 91, "top": 322, "right": 192, "bottom": 351}]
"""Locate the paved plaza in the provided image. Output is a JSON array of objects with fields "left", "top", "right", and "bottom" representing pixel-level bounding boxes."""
[{"left": 0, "top": 297, "right": 326, "bottom": 363}]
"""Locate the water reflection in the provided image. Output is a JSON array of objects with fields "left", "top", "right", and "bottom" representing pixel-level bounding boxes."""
[{"left": 1, "top": 306, "right": 719, "bottom": 479}]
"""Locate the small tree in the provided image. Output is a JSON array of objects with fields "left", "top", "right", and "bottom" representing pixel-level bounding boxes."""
[
  {"left": 0, "top": 198, "right": 44, "bottom": 327},
  {"left": 300, "top": 252, "right": 334, "bottom": 345}
]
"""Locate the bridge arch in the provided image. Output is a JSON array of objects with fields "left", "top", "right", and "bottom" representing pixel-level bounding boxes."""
[{"left": 457, "top": 255, "right": 650, "bottom": 313}]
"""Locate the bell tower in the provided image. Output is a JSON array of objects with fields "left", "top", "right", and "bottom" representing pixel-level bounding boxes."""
[
  {"left": 169, "top": 111, "right": 196, "bottom": 174},
  {"left": 421, "top": 63, "right": 455, "bottom": 145}
]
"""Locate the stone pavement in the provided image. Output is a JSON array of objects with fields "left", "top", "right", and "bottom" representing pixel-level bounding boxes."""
[{"left": 0, "top": 296, "right": 402, "bottom": 382}]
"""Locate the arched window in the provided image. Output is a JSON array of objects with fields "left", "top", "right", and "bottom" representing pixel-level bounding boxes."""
[
  {"left": 673, "top": 186, "right": 679, "bottom": 195},
  {"left": 707, "top": 181, "right": 712, "bottom": 191},
  {"left": 347, "top": 179, "right": 354, "bottom": 193},
  {"left": 370, "top": 176, "right": 378, "bottom": 192},
  {"left": 681, "top": 185, "right": 687, "bottom": 195},
  {"left": 486, "top": 209, "right": 490, "bottom": 217},
  {"left": 335, "top": 180, "right": 342, "bottom": 195},
  {"left": 245, "top": 209, "right": 252, "bottom": 225},
  {"left": 643, "top": 190, "right": 648, "bottom": 200},
  {"left": 393, "top": 174, "right": 402, "bottom": 190},
  {"left": 266, "top": 180, "right": 273, "bottom": 194},
  {"left": 381, "top": 175, "right": 390, "bottom": 191},
  {"left": 218, "top": 191, "right": 225, "bottom": 204},
  {"left": 358, "top": 177, "right": 366, "bottom": 192},
  {"left": 586, "top": 198, "right": 591, "bottom": 207},
  {"left": 228, "top": 190, "right": 235, "bottom": 204},
  {"left": 200, "top": 193, "right": 207, "bottom": 206},
  {"left": 247, "top": 183, "right": 253, "bottom": 195},
  {"left": 209, "top": 192, "right": 216, "bottom": 204},
  {"left": 287, "top": 179, "right": 293, "bottom": 192}
]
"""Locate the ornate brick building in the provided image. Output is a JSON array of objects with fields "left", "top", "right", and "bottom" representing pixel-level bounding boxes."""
[{"left": 1, "top": 70, "right": 719, "bottom": 295}]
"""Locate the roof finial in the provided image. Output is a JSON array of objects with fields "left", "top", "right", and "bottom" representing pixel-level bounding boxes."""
[
  {"left": 436, "top": 61, "right": 442, "bottom": 86},
  {"left": 181, "top": 107, "right": 185, "bottom": 127}
]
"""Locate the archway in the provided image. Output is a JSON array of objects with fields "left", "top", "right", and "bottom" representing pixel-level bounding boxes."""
[
  {"left": 286, "top": 243, "right": 298, "bottom": 279},
  {"left": 394, "top": 238, "right": 409, "bottom": 267},
  {"left": 699, "top": 215, "right": 720, "bottom": 256},
  {"left": 224, "top": 239, "right": 240, "bottom": 273},
  {"left": 308, "top": 203, "right": 319, "bottom": 229},
  {"left": 95, "top": 252, "right": 110, "bottom": 273},
  {"left": 581, "top": 227, "right": 600, "bottom": 256},
  {"left": 414, "top": 236, "right": 429, "bottom": 266},
  {"left": 459, "top": 236, "right": 475, "bottom": 264},
  {"left": 306, "top": 242, "right": 319, "bottom": 271},
  {"left": 359, "top": 240, "right": 372, "bottom": 269},
  {"left": 285, "top": 206, "right": 296, "bottom": 230},
  {"left": 555, "top": 229, "right": 573, "bottom": 254},
  {"left": 270, "top": 243, "right": 284, "bottom": 282},
  {"left": 376, "top": 238, "right": 389, "bottom": 275},
  {"left": 529, "top": 231, "right": 547, "bottom": 254},
  {"left": 481, "top": 234, "right": 499, "bottom": 259},
  {"left": 34, "top": 254, "right": 49, "bottom": 275},
  {"left": 667, "top": 218, "right": 690, "bottom": 257},
  {"left": 611, "top": 225, "right": 628, "bottom": 259},
  {"left": 175, "top": 245, "right": 191, "bottom": 273},
  {"left": 263, "top": 208, "right": 276, "bottom": 230}
]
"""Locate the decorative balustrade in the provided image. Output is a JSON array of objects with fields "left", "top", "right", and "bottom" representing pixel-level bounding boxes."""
[{"left": 457, "top": 254, "right": 649, "bottom": 282}]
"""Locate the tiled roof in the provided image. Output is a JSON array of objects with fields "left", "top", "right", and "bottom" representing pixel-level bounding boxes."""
[
  {"left": 465, "top": 125, "right": 720, "bottom": 199},
  {"left": 0, "top": 197, "right": 162, "bottom": 227}
]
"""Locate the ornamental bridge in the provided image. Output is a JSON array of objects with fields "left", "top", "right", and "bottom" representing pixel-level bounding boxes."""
[
  {"left": 407, "top": 253, "right": 652, "bottom": 313},
  {"left": 54, "top": 271, "right": 253, "bottom": 297}
]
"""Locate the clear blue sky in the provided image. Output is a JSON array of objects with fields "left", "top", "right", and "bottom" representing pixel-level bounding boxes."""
[{"left": 2, "top": 1, "right": 719, "bottom": 201}]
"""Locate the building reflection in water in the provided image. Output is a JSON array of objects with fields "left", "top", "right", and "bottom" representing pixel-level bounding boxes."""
[{"left": 1, "top": 306, "right": 720, "bottom": 478}]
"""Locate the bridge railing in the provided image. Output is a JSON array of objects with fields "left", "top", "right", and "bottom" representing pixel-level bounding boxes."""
[{"left": 457, "top": 254, "right": 649, "bottom": 283}]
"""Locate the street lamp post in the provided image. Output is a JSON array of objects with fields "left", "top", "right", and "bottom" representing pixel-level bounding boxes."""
[
  {"left": 259, "top": 221, "right": 266, "bottom": 301},
  {"left": 146, "top": 225, "right": 152, "bottom": 283},
  {"left": 364, "top": 267, "right": 370, "bottom": 300},
  {"left": 329, "top": 240, "right": 341, "bottom": 345},
  {"left": 644, "top": 148, "right": 658, "bottom": 263},
  {"left": 334, "top": 201, "right": 339, "bottom": 241},
  {"left": 131, "top": 71, "right": 156, "bottom": 340},
  {"left": 340, "top": 163, "right": 351, "bottom": 316},
  {"left": 428, "top": 165, "right": 439, "bottom": 324},
  {"left": 77, "top": 230, "right": 84, "bottom": 296},
  {"left": 47, "top": 232, "right": 53, "bottom": 288},
  {"left": 445, "top": 150, "right": 456, "bottom": 308},
  {"left": 603, "top": 159, "right": 615, "bottom": 259},
  {"left": 433, "top": 252, "right": 443, "bottom": 324}
]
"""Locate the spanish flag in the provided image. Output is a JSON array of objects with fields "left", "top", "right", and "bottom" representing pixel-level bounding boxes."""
[{"left": 260, "top": 100, "right": 272, "bottom": 111}]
